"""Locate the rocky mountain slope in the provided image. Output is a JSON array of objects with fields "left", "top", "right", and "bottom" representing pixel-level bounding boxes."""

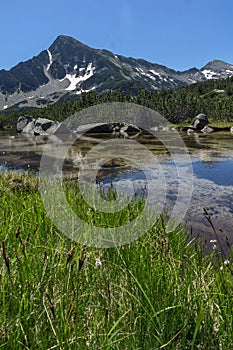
[{"left": 1, "top": 35, "right": 233, "bottom": 111}]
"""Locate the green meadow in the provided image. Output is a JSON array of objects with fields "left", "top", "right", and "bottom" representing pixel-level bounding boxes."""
[{"left": 0, "top": 173, "right": 233, "bottom": 349}]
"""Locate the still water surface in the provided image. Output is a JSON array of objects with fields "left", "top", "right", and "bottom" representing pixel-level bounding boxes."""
[{"left": 1, "top": 129, "right": 233, "bottom": 252}]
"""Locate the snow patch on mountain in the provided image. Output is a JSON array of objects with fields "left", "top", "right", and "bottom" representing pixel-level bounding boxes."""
[
  {"left": 76, "top": 86, "right": 96, "bottom": 95},
  {"left": 59, "top": 63, "right": 96, "bottom": 91},
  {"left": 143, "top": 72, "right": 156, "bottom": 81},
  {"left": 149, "top": 70, "right": 162, "bottom": 79},
  {"left": 136, "top": 68, "right": 158, "bottom": 81},
  {"left": 47, "top": 50, "right": 53, "bottom": 71},
  {"left": 202, "top": 70, "right": 219, "bottom": 79}
]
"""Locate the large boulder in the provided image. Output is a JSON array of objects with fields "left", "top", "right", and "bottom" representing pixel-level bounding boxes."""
[
  {"left": 17, "top": 115, "right": 35, "bottom": 133},
  {"left": 33, "top": 117, "right": 56, "bottom": 136},
  {"left": 191, "top": 114, "right": 209, "bottom": 130},
  {"left": 22, "top": 120, "right": 36, "bottom": 134}
]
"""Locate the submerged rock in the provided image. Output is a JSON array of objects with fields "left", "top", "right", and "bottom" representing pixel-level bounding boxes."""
[
  {"left": 74, "top": 122, "right": 141, "bottom": 137},
  {"left": 187, "top": 128, "right": 195, "bottom": 134},
  {"left": 201, "top": 125, "right": 214, "bottom": 133}
]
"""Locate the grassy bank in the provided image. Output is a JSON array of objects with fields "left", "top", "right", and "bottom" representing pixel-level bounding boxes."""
[
  {"left": 175, "top": 120, "right": 233, "bottom": 128},
  {"left": 0, "top": 173, "right": 233, "bottom": 349}
]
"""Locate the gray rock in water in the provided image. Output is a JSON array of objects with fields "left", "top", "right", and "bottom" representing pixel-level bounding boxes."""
[
  {"left": 17, "top": 115, "right": 35, "bottom": 132},
  {"left": 191, "top": 114, "right": 209, "bottom": 130},
  {"left": 33, "top": 118, "right": 56, "bottom": 135},
  {"left": 119, "top": 123, "right": 141, "bottom": 133},
  {"left": 187, "top": 128, "right": 195, "bottom": 134},
  {"left": 17, "top": 116, "right": 71, "bottom": 136},
  {"left": 22, "top": 120, "right": 36, "bottom": 134},
  {"left": 201, "top": 125, "right": 214, "bottom": 133},
  {"left": 74, "top": 123, "right": 105, "bottom": 134},
  {"left": 74, "top": 122, "right": 141, "bottom": 135}
]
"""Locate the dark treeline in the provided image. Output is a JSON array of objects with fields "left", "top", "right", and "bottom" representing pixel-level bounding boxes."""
[{"left": 1, "top": 76, "right": 233, "bottom": 127}]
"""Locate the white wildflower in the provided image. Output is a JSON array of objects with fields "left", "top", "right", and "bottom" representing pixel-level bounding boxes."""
[
  {"left": 220, "top": 260, "right": 230, "bottom": 270},
  {"left": 224, "top": 259, "right": 230, "bottom": 266},
  {"left": 95, "top": 258, "right": 102, "bottom": 269},
  {"left": 210, "top": 239, "right": 217, "bottom": 250}
]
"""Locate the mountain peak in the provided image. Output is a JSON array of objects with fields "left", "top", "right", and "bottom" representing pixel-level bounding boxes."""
[
  {"left": 1, "top": 35, "right": 233, "bottom": 111},
  {"left": 55, "top": 34, "right": 73, "bottom": 41},
  {"left": 50, "top": 35, "right": 90, "bottom": 51},
  {"left": 201, "top": 59, "right": 233, "bottom": 71}
]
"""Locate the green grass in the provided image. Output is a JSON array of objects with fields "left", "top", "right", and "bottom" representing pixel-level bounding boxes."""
[
  {"left": 174, "top": 120, "right": 233, "bottom": 128},
  {"left": 0, "top": 173, "right": 233, "bottom": 349},
  {"left": 208, "top": 121, "right": 233, "bottom": 128}
]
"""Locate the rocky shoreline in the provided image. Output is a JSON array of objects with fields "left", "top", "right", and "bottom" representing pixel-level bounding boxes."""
[{"left": 1, "top": 113, "right": 231, "bottom": 136}]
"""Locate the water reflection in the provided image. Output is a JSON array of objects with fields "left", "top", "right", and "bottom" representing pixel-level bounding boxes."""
[
  {"left": 1, "top": 129, "right": 233, "bottom": 251},
  {"left": 193, "top": 159, "right": 233, "bottom": 186}
]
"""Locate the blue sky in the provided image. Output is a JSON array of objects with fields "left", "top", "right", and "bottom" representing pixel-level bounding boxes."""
[{"left": 1, "top": 0, "right": 233, "bottom": 71}]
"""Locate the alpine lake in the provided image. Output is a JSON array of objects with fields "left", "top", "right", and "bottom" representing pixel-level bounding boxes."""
[{"left": 1, "top": 127, "right": 233, "bottom": 254}]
